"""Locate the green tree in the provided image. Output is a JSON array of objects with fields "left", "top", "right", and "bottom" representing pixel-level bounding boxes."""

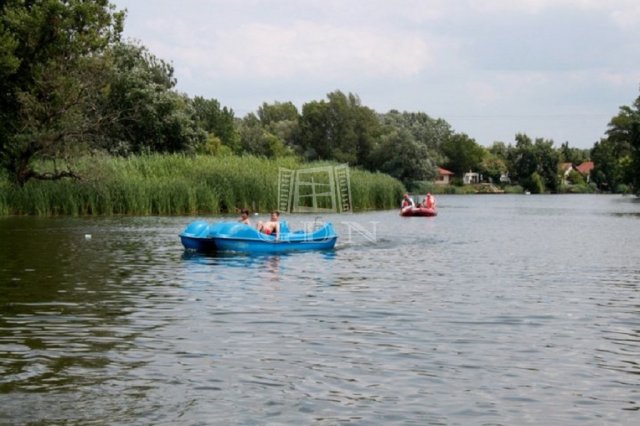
[
  {"left": 368, "top": 128, "right": 435, "bottom": 186},
  {"left": 378, "top": 110, "right": 451, "bottom": 167},
  {"left": 298, "top": 91, "right": 380, "bottom": 166},
  {"left": 566, "top": 169, "right": 586, "bottom": 186},
  {"left": 0, "top": 0, "right": 125, "bottom": 185},
  {"left": 597, "top": 88, "right": 640, "bottom": 192},
  {"left": 257, "top": 101, "right": 299, "bottom": 126},
  {"left": 488, "top": 141, "right": 509, "bottom": 160},
  {"left": 237, "top": 113, "right": 291, "bottom": 158},
  {"left": 559, "top": 141, "right": 588, "bottom": 164},
  {"left": 192, "top": 96, "right": 239, "bottom": 153},
  {"left": 487, "top": 141, "right": 514, "bottom": 182},
  {"left": 530, "top": 171, "right": 546, "bottom": 194},
  {"left": 591, "top": 138, "right": 630, "bottom": 192},
  {"left": 98, "top": 42, "right": 205, "bottom": 155},
  {"left": 441, "top": 133, "right": 486, "bottom": 176},
  {"left": 257, "top": 101, "right": 299, "bottom": 153},
  {"left": 480, "top": 154, "right": 508, "bottom": 184},
  {"left": 511, "top": 133, "right": 560, "bottom": 193}
]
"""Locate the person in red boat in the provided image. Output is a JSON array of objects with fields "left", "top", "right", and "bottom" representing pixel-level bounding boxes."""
[
  {"left": 401, "top": 193, "right": 415, "bottom": 209},
  {"left": 257, "top": 210, "right": 280, "bottom": 239},
  {"left": 424, "top": 193, "right": 436, "bottom": 209}
]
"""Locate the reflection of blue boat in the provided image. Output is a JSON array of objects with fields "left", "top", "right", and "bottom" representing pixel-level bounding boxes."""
[{"left": 179, "top": 220, "right": 338, "bottom": 253}]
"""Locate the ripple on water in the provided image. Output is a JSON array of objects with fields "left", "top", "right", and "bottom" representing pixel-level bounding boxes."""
[{"left": 1, "top": 200, "right": 640, "bottom": 423}]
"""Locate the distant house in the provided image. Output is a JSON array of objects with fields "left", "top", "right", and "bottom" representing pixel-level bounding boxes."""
[
  {"left": 436, "top": 167, "right": 454, "bottom": 185},
  {"left": 560, "top": 162, "right": 573, "bottom": 173},
  {"left": 463, "top": 171, "right": 481, "bottom": 185},
  {"left": 576, "top": 161, "right": 594, "bottom": 183},
  {"left": 559, "top": 162, "right": 574, "bottom": 185}
]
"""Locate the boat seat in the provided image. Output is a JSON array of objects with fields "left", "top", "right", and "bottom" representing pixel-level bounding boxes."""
[{"left": 279, "top": 221, "right": 290, "bottom": 234}]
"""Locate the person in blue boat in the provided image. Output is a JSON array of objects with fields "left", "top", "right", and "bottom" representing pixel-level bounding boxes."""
[
  {"left": 257, "top": 210, "right": 281, "bottom": 239},
  {"left": 238, "top": 208, "right": 251, "bottom": 225}
]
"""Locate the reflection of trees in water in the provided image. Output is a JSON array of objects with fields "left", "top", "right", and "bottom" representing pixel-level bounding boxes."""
[{"left": 0, "top": 216, "right": 173, "bottom": 396}]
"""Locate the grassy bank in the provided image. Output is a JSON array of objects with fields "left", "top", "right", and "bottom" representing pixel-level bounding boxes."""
[{"left": 0, "top": 154, "right": 405, "bottom": 216}]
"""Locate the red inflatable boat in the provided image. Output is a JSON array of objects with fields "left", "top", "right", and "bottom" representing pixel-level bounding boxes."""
[{"left": 400, "top": 207, "right": 437, "bottom": 217}]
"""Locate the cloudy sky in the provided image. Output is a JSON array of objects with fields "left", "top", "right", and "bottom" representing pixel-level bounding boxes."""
[{"left": 111, "top": 0, "right": 640, "bottom": 149}]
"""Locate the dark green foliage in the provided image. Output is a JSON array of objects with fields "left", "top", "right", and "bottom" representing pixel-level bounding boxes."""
[
  {"left": 378, "top": 110, "right": 451, "bottom": 164},
  {"left": 298, "top": 91, "right": 379, "bottom": 166},
  {"left": 237, "top": 113, "right": 293, "bottom": 158},
  {"left": 97, "top": 42, "right": 206, "bottom": 155},
  {"left": 441, "top": 133, "right": 486, "bottom": 177},
  {"left": 591, "top": 88, "right": 640, "bottom": 193},
  {"left": 509, "top": 134, "right": 560, "bottom": 193},
  {"left": 0, "top": 0, "right": 125, "bottom": 185},
  {"left": 368, "top": 129, "right": 436, "bottom": 186},
  {"left": 480, "top": 154, "right": 507, "bottom": 184},
  {"left": 559, "top": 141, "right": 589, "bottom": 164},
  {"left": 373, "top": 110, "right": 448, "bottom": 185},
  {"left": 529, "top": 172, "right": 545, "bottom": 194},
  {"left": 258, "top": 101, "right": 299, "bottom": 126},
  {"left": 193, "top": 96, "right": 240, "bottom": 152}
]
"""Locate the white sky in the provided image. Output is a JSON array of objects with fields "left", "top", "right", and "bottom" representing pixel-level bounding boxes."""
[{"left": 111, "top": 0, "right": 640, "bottom": 149}]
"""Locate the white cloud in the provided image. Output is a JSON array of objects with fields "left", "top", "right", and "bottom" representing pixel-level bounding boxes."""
[
  {"left": 112, "top": 0, "right": 640, "bottom": 148},
  {"left": 471, "top": 0, "right": 600, "bottom": 14},
  {"left": 600, "top": 71, "right": 640, "bottom": 87},
  {"left": 469, "top": 0, "right": 640, "bottom": 32},
  {"left": 609, "top": 3, "right": 640, "bottom": 30},
  {"left": 148, "top": 20, "right": 435, "bottom": 80}
]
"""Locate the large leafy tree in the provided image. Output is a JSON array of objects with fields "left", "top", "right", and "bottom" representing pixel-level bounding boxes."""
[
  {"left": 368, "top": 128, "right": 435, "bottom": 185},
  {"left": 441, "top": 132, "right": 486, "bottom": 176},
  {"left": 595, "top": 89, "right": 640, "bottom": 192},
  {"left": 510, "top": 133, "right": 560, "bottom": 193},
  {"left": 257, "top": 101, "right": 299, "bottom": 125},
  {"left": 486, "top": 141, "right": 512, "bottom": 182},
  {"left": 558, "top": 141, "right": 588, "bottom": 164},
  {"left": 298, "top": 91, "right": 380, "bottom": 166},
  {"left": 257, "top": 101, "right": 299, "bottom": 153},
  {"left": 378, "top": 110, "right": 451, "bottom": 168},
  {"left": 192, "top": 96, "right": 239, "bottom": 153},
  {"left": 480, "top": 154, "right": 508, "bottom": 184},
  {"left": 97, "top": 42, "right": 205, "bottom": 155},
  {"left": 590, "top": 138, "right": 627, "bottom": 192},
  {"left": 380, "top": 111, "right": 451, "bottom": 150},
  {"left": 0, "top": 0, "right": 125, "bottom": 185},
  {"left": 236, "top": 113, "right": 292, "bottom": 158}
]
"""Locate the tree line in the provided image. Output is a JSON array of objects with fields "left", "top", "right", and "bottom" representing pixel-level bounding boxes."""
[{"left": 1, "top": 1, "right": 639, "bottom": 194}]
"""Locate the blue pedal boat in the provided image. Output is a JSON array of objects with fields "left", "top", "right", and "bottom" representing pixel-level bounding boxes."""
[{"left": 179, "top": 220, "right": 338, "bottom": 253}]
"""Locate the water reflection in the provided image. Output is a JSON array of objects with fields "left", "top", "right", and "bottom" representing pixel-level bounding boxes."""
[{"left": 181, "top": 251, "right": 284, "bottom": 277}]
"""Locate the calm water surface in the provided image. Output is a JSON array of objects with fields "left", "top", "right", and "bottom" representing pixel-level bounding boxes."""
[{"left": 0, "top": 194, "right": 638, "bottom": 425}]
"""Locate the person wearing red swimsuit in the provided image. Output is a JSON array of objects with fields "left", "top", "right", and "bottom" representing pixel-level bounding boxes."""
[{"left": 257, "top": 210, "right": 280, "bottom": 240}]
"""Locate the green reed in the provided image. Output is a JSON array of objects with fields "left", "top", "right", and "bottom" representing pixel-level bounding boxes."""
[{"left": 0, "top": 154, "right": 405, "bottom": 216}]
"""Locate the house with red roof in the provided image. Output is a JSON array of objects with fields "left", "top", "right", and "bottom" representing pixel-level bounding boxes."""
[
  {"left": 436, "top": 167, "right": 454, "bottom": 185},
  {"left": 576, "top": 161, "right": 594, "bottom": 183},
  {"left": 576, "top": 161, "right": 594, "bottom": 175},
  {"left": 559, "top": 161, "right": 594, "bottom": 185}
]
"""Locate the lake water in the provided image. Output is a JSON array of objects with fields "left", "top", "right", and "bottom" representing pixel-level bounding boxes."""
[{"left": 0, "top": 194, "right": 638, "bottom": 425}]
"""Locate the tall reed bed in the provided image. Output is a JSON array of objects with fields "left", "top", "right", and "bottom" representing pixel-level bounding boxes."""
[
  {"left": 350, "top": 170, "right": 405, "bottom": 210},
  {"left": 0, "top": 154, "right": 405, "bottom": 216}
]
